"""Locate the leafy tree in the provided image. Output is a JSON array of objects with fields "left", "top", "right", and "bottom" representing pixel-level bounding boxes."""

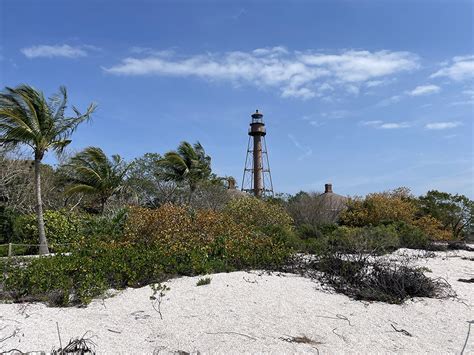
[
  {"left": 418, "top": 190, "right": 473, "bottom": 239},
  {"left": 0, "top": 85, "right": 95, "bottom": 254},
  {"left": 64, "top": 147, "right": 129, "bottom": 213},
  {"left": 340, "top": 187, "right": 417, "bottom": 227},
  {"left": 159, "top": 141, "right": 211, "bottom": 203},
  {"left": 126, "top": 153, "right": 181, "bottom": 207}
]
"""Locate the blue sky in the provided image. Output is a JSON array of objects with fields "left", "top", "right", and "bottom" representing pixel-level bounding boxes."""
[{"left": 1, "top": 0, "right": 473, "bottom": 197}]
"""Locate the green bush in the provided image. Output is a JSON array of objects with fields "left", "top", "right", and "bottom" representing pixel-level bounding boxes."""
[
  {"left": 395, "top": 222, "right": 429, "bottom": 249},
  {"left": 196, "top": 277, "right": 211, "bottom": 286},
  {"left": 13, "top": 210, "right": 84, "bottom": 251},
  {"left": 1, "top": 237, "right": 289, "bottom": 306},
  {"left": 316, "top": 225, "right": 400, "bottom": 255},
  {"left": 225, "top": 197, "right": 293, "bottom": 233},
  {"left": 2, "top": 204, "right": 292, "bottom": 306},
  {"left": 224, "top": 197, "right": 298, "bottom": 248},
  {"left": 296, "top": 224, "right": 323, "bottom": 239},
  {"left": 10, "top": 208, "right": 129, "bottom": 253},
  {"left": 0, "top": 206, "right": 18, "bottom": 244},
  {"left": 303, "top": 223, "right": 435, "bottom": 255},
  {"left": 80, "top": 208, "right": 129, "bottom": 241}
]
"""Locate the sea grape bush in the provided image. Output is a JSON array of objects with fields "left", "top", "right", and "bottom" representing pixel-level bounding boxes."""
[{"left": 1, "top": 202, "right": 293, "bottom": 306}]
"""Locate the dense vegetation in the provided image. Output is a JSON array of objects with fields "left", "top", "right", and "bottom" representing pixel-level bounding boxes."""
[{"left": 1, "top": 84, "right": 472, "bottom": 306}]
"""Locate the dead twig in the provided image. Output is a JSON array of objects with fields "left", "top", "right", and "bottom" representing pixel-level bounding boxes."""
[
  {"left": 56, "top": 322, "right": 63, "bottom": 351},
  {"left": 0, "top": 327, "right": 20, "bottom": 343},
  {"left": 205, "top": 331, "right": 257, "bottom": 340},
  {"left": 242, "top": 277, "right": 258, "bottom": 284},
  {"left": 461, "top": 320, "right": 474, "bottom": 355},
  {"left": 391, "top": 324, "right": 412, "bottom": 337},
  {"left": 332, "top": 327, "right": 348, "bottom": 343},
  {"left": 107, "top": 328, "right": 122, "bottom": 334},
  {"left": 313, "top": 313, "right": 352, "bottom": 326},
  {"left": 0, "top": 349, "right": 28, "bottom": 355}
]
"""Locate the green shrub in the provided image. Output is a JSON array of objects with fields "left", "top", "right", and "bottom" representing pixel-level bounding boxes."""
[
  {"left": 224, "top": 197, "right": 298, "bottom": 249},
  {"left": 297, "top": 224, "right": 322, "bottom": 239},
  {"left": 2, "top": 204, "right": 292, "bottom": 306},
  {"left": 10, "top": 208, "right": 129, "bottom": 253},
  {"left": 315, "top": 225, "right": 400, "bottom": 255},
  {"left": 80, "top": 208, "right": 129, "bottom": 241},
  {"left": 13, "top": 210, "right": 85, "bottom": 251},
  {"left": 224, "top": 197, "right": 294, "bottom": 234},
  {"left": 305, "top": 223, "right": 436, "bottom": 255},
  {"left": 196, "top": 277, "right": 211, "bottom": 286},
  {"left": 0, "top": 206, "right": 18, "bottom": 244},
  {"left": 395, "top": 222, "right": 429, "bottom": 249}
]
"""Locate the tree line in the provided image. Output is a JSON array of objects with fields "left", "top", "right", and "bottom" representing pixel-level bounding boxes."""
[{"left": 0, "top": 85, "right": 233, "bottom": 254}]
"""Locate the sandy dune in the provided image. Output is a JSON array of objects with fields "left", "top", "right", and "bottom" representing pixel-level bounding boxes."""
[{"left": 0, "top": 249, "right": 473, "bottom": 354}]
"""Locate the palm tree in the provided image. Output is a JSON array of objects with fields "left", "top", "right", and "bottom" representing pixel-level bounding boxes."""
[
  {"left": 0, "top": 85, "right": 95, "bottom": 254},
  {"left": 159, "top": 141, "right": 211, "bottom": 203},
  {"left": 65, "top": 147, "right": 130, "bottom": 213}
]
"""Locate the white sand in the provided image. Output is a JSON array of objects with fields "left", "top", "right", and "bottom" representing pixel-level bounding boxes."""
[{"left": 1, "top": 249, "right": 473, "bottom": 354}]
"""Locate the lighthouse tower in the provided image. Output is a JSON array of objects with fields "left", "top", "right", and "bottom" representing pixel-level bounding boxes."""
[{"left": 241, "top": 110, "right": 274, "bottom": 198}]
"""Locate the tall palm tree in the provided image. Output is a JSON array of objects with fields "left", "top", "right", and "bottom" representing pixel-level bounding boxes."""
[
  {"left": 0, "top": 85, "right": 95, "bottom": 254},
  {"left": 159, "top": 141, "right": 211, "bottom": 203},
  {"left": 65, "top": 147, "right": 130, "bottom": 213}
]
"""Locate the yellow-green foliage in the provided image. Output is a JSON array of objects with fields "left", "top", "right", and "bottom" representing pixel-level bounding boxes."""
[
  {"left": 340, "top": 188, "right": 416, "bottom": 227},
  {"left": 123, "top": 204, "right": 291, "bottom": 270},
  {"left": 224, "top": 197, "right": 294, "bottom": 233},
  {"left": 412, "top": 215, "right": 453, "bottom": 241},
  {"left": 13, "top": 210, "right": 84, "bottom": 248},
  {"left": 340, "top": 188, "right": 453, "bottom": 241}
]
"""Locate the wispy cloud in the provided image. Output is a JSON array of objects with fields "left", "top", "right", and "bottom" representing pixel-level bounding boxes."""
[
  {"left": 360, "top": 120, "right": 411, "bottom": 129},
  {"left": 288, "top": 134, "right": 313, "bottom": 160},
  {"left": 360, "top": 120, "right": 383, "bottom": 127},
  {"left": 21, "top": 44, "right": 94, "bottom": 58},
  {"left": 379, "top": 122, "right": 411, "bottom": 129},
  {"left": 430, "top": 55, "right": 474, "bottom": 81},
  {"left": 425, "top": 121, "right": 462, "bottom": 130},
  {"left": 103, "top": 47, "right": 420, "bottom": 99},
  {"left": 450, "top": 89, "right": 474, "bottom": 106},
  {"left": 409, "top": 84, "right": 441, "bottom": 96},
  {"left": 375, "top": 95, "right": 402, "bottom": 107}
]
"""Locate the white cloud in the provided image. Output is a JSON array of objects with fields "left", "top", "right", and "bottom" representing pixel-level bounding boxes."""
[
  {"left": 21, "top": 44, "right": 89, "bottom": 58},
  {"left": 360, "top": 120, "right": 383, "bottom": 126},
  {"left": 104, "top": 47, "right": 420, "bottom": 99},
  {"left": 409, "top": 84, "right": 441, "bottom": 96},
  {"left": 379, "top": 122, "right": 411, "bottom": 129},
  {"left": 431, "top": 55, "right": 474, "bottom": 81},
  {"left": 366, "top": 80, "right": 385, "bottom": 88},
  {"left": 360, "top": 120, "right": 410, "bottom": 129},
  {"left": 425, "top": 121, "right": 462, "bottom": 130}
]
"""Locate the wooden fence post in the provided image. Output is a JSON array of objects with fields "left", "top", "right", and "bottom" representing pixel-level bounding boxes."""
[{"left": 8, "top": 243, "right": 12, "bottom": 257}]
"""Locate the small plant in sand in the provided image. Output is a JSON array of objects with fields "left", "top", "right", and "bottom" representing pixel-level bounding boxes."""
[
  {"left": 196, "top": 277, "right": 212, "bottom": 286},
  {"left": 150, "top": 283, "right": 170, "bottom": 319}
]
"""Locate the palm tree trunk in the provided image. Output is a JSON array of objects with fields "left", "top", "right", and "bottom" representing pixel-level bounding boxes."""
[
  {"left": 188, "top": 184, "right": 195, "bottom": 205},
  {"left": 34, "top": 158, "right": 49, "bottom": 255},
  {"left": 100, "top": 198, "right": 106, "bottom": 214}
]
